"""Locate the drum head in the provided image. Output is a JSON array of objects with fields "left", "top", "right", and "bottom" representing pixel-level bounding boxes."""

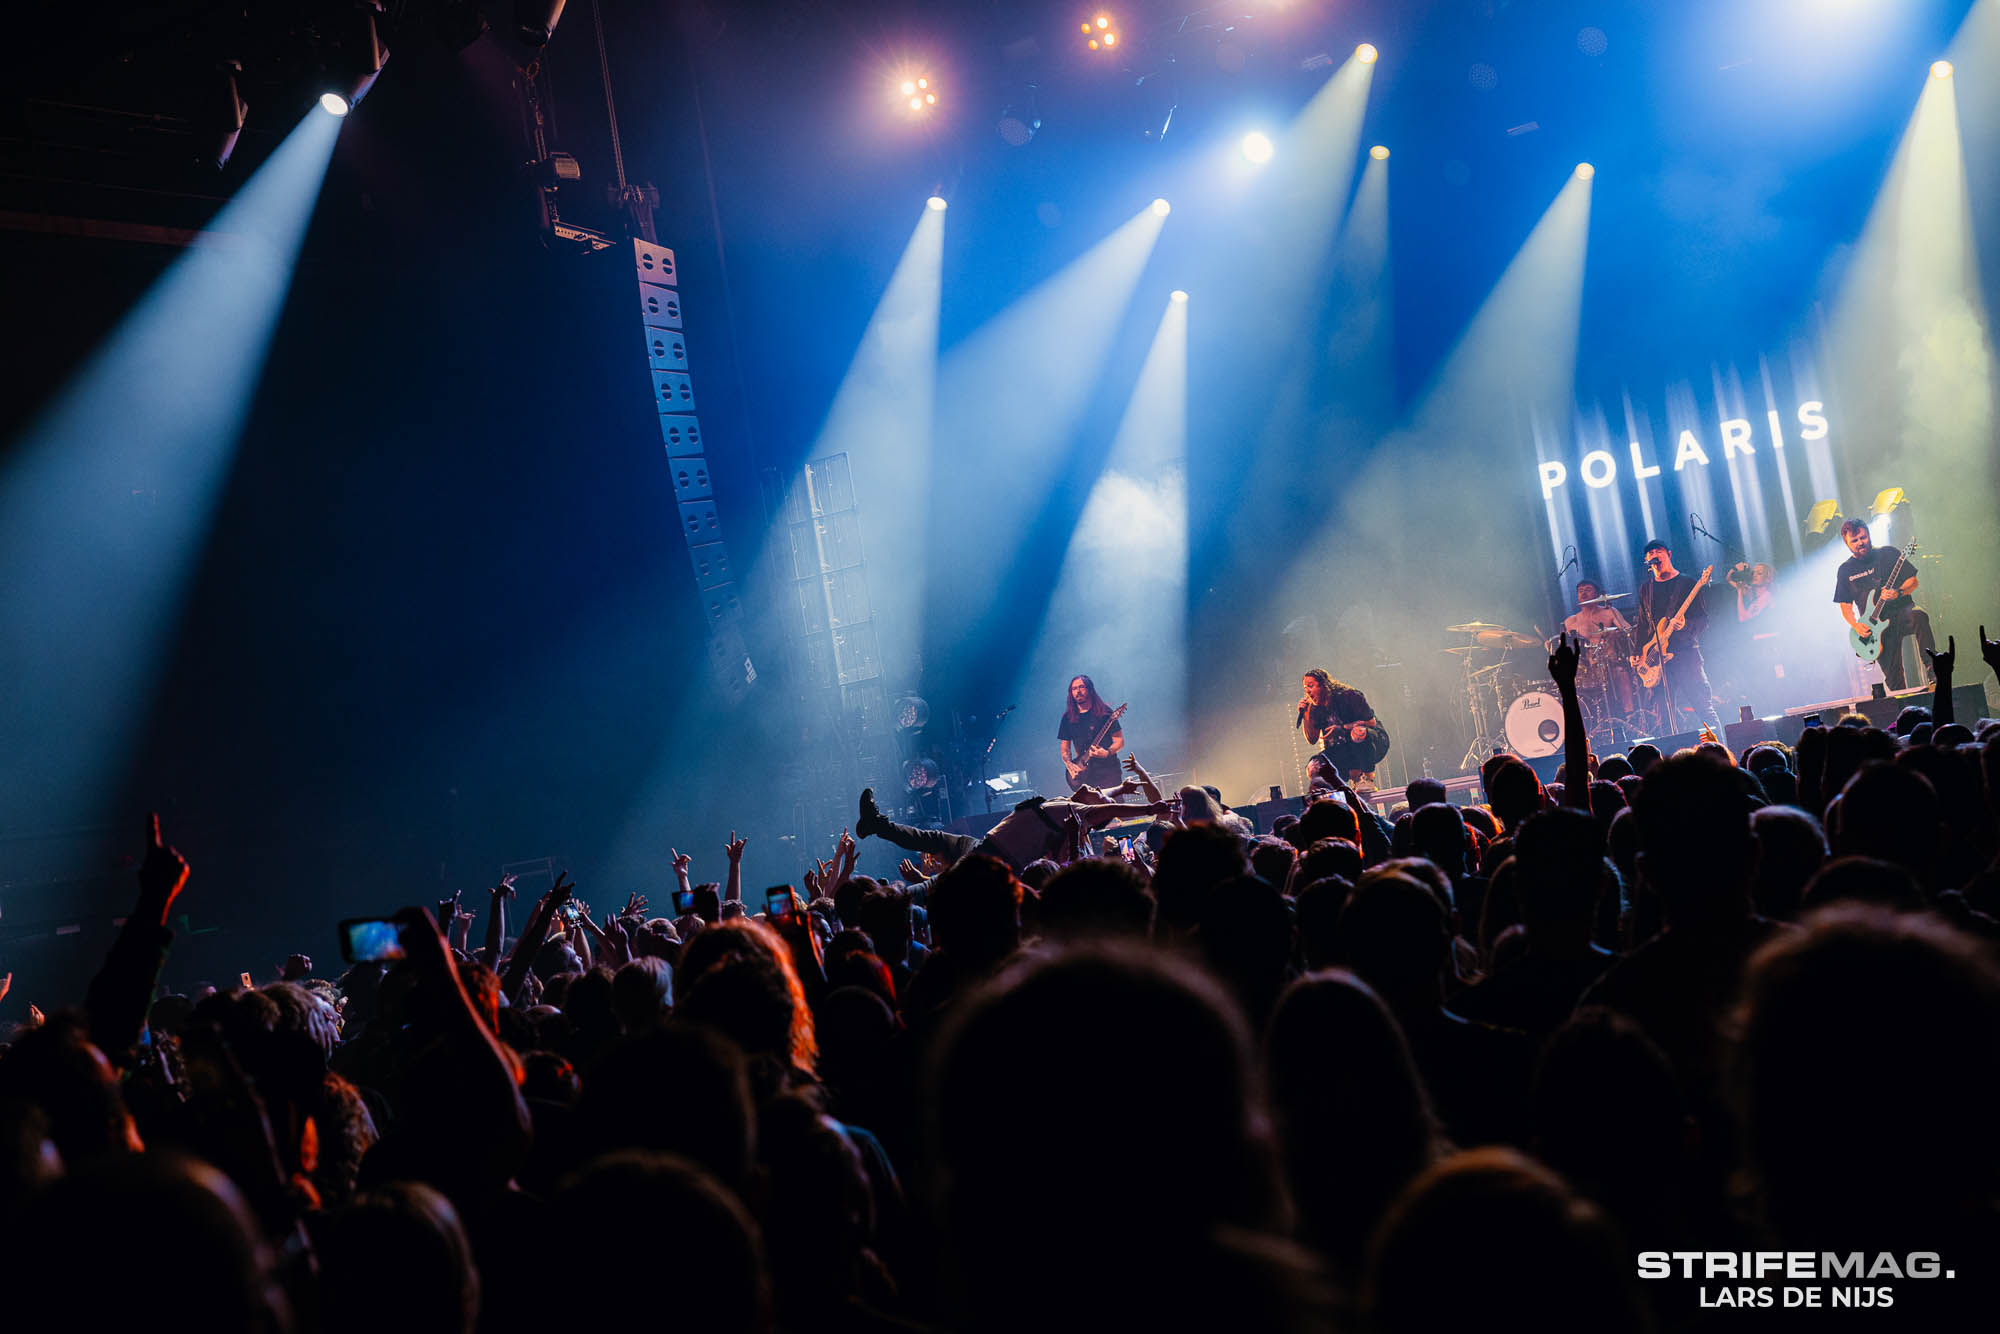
[{"left": 1504, "top": 690, "right": 1565, "bottom": 757}]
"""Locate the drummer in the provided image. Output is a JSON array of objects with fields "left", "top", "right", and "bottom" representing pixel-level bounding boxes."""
[{"left": 1562, "top": 579, "right": 1631, "bottom": 645}]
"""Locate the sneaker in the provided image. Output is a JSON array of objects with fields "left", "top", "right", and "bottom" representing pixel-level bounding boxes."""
[{"left": 857, "top": 788, "right": 883, "bottom": 839}]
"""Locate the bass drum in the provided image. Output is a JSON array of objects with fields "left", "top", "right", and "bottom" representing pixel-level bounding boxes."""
[{"left": 1504, "top": 689, "right": 1565, "bottom": 758}]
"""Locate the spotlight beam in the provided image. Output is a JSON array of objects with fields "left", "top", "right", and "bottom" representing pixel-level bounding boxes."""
[{"left": 0, "top": 107, "right": 343, "bottom": 830}]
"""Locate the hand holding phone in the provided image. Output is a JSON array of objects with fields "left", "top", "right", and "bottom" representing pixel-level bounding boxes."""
[
  {"left": 765, "top": 886, "right": 799, "bottom": 921},
  {"left": 673, "top": 887, "right": 697, "bottom": 915}
]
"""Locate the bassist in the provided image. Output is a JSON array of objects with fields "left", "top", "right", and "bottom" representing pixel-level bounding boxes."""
[
  {"left": 1637, "top": 539, "right": 1721, "bottom": 731},
  {"left": 1834, "top": 519, "right": 1934, "bottom": 690}
]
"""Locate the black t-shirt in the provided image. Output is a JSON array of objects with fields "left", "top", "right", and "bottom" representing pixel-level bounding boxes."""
[
  {"left": 1058, "top": 710, "right": 1123, "bottom": 783},
  {"left": 1639, "top": 572, "right": 1707, "bottom": 645},
  {"left": 1832, "top": 546, "right": 1908, "bottom": 610}
]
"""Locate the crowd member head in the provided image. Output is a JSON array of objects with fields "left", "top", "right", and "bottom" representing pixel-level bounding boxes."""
[
  {"left": 575, "top": 1024, "right": 756, "bottom": 1193},
  {"left": 1265, "top": 970, "right": 1440, "bottom": 1275},
  {"left": 1338, "top": 872, "right": 1452, "bottom": 1014},
  {"left": 855, "top": 888, "right": 915, "bottom": 969},
  {"left": 755, "top": 1095, "right": 891, "bottom": 1327},
  {"left": 1409, "top": 803, "right": 1474, "bottom": 879},
  {"left": 1018, "top": 857, "right": 1060, "bottom": 891},
  {"left": 1831, "top": 762, "right": 1940, "bottom": 887},
  {"left": 1038, "top": 857, "right": 1154, "bottom": 940},
  {"left": 1595, "top": 754, "right": 1635, "bottom": 784},
  {"left": 1367, "top": 1148, "right": 1647, "bottom": 1334},
  {"left": 928, "top": 945, "right": 1313, "bottom": 1331},
  {"left": 1297, "top": 837, "right": 1363, "bottom": 889},
  {"left": 924, "top": 854, "right": 1024, "bottom": 967},
  {"left": 1626, "top": 742, "right": 1663, "bottom": 775},
  {"left": 554, "top": 1151, "right": 772, "bottom": 1333},
  {"left": 0, "top": 1016, "right": 143, "bottom": 1168},
  {"left": 1736, "top": 908, "right": 2000, "bottom": 1246},
  {"left": 1293, "top": 876, "right": 1352, "bottom": 970},
  {"left": 1632, "top": 753, "right": 1755, "bottom": 929},
  {"left": 1152, "top": 823, "right": 1251, "bottom": 933},
  {"left": 1749, "top": 806, "right": 1827, "bottom": 920},
  {"left": 1290, "top": 795, "right": 1360, "bottom": 850},
  {"left": 1248, "top": 836, "right": 1297, "bottom": 892},
  {"left": 678, "top": 920, "right": 818, "bottom": 1082},
  {"left": 10, "top": 1152, "right": 291, "bottom": 1332},
  {"left": 610, "top": 956, "right": 674, "bottom": 1034},
  {"left": 1798, "top": 855, "right": 1925, "bottom": 913},
  {"left": 1197, "top": 874, "right": 1293, "bottom": 1026},
  {"left": 1405, "top": 777, "right": 1448, "bottom": 811},
  {"left": 1482, "top": 756, "right": 1545, "bottom": 833},
  {"left": 317, "top": 1181, "right": 479, "bottom": 1334},
  {"left": 1533, "top": 1010, "right": 1686, "bottom": 1242},
  {"left": 1512, "top": 808, "right": 1607, "bottom": 952}
]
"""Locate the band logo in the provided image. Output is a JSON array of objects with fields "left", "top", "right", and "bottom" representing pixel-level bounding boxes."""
[{"left": 1538, "top": 401, "right": 1829, "bottom": 501}]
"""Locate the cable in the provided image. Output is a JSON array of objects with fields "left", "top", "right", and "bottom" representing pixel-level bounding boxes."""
[{"left": 590, "top": 0, "right": 627, "bottom": 192}]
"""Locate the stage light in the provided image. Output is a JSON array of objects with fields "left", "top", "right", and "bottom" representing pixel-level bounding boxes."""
[
  {"left": 1241, "top": 131, "right": 1274, "bottom": 163},
  {"left": 927, "top": 195, "right": 947, "bottom": 210},
  {"left": 1151, "top": 197, "right": 1170, "bottom": 216},
  {"left": 902, "top": 80, "right": 916, "bottom": 95},
  {"left": 200, "top": 64, "right": 249, "bottom": 169},
  {"left": 1869, "top": 486, "right": 1907, "bottom": 516},
  {"left": 1931, "top": 59, "right": 1953, "bottom": 79},
  {"left": 320, "top": 6, "right": 389, "bottom": 112},
  {"left": 1170, "top": 289, "right": 1188, "bottom": 303},
  {"left": 1370, "top": 144, "right": 1390, "bottom": 160},
  {"left": 1087, "top": 14, "right": 1120, "bottom": 51},
  {"left": 320, "top": 92, "right": 350, "bottom": 116},
  {"left": 1804, "top": 499, "right": 1843, "bottom": 534},
  {"left": 1356, "top": 43, "right": 1379, "bottom": 64},
  {"left": 514, "top": 0, "right": 567, "bottom": 47},
  {"left": 898, "top": 72, "right": 938, "bottom": 115},
  {"left": 1575, "top": 162, "right": 1595, "bottom": 180}
]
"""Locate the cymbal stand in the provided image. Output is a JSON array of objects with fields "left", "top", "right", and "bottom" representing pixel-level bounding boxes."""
[{"left": 1456, "top": 643, "right": 1503, "bottom": 773}]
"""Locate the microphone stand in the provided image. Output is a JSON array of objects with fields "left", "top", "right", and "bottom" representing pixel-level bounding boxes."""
[{"left": 980, "top": 705, "right": 1015, "bottom": 813}]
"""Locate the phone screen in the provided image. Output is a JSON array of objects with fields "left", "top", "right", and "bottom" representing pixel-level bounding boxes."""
[
  {"left": 1802, "top": 713, "right": 1824, "bottom": 729},
  {"left": 340, "top": 918, "right": 406, "bottom": 964},
  {"left": 765, "top": 887, "right": 797, "bottom": 920},
  {"left": 674, "top": 888, "right": 697, "bottom": 915}
]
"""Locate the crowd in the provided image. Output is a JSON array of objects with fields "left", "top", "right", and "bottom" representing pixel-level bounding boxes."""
[{"left": 4, "top": 629, "right": 2000, "bottom": 1332}]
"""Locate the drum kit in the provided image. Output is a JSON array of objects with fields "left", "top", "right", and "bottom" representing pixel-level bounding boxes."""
[{"left": 1445, "top": 593, "right": 1651, "bottom": 772}]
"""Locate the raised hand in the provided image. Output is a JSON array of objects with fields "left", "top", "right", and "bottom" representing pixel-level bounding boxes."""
[
  {"left": 437, "top": 888, "right": 463, "bottom": 930},
  {"left": 671, "top": 849, "right": 693, "bottom": 885},
  {"left": 549, "top": 870, "right": 575, "bottom": 907},
  {"left": 491, "top": 873, "right": 517, "bottom": 900},
  {"left": 803, "top": 866, "right": 821, "bottom": 896},
  {"left": 725, "top": 831, "right": 747, "bottom": 863},
  {"left": 836, "top": 828, "right": 857, "bottom": 861},
  {"left": 138, "top": 812, "right": 190, "bottom": 919},
  {"left": 278, "top": 954, "right": 312, "bottom": 982},
  {"left": 0, "top": 972, "right": 10, "bottom": 1005},
  {"left": 1548, "top": 631, "right": 1580, "bottom": 692},
  {"left": 899, "top": 857, "right": 925, "bottom": 883},
  {"left": 622, "top": 892, "right": 649, "bottom": 918},
  {"left": 27, "top": 1003, "right": 45, "bottom": 1028},
  {"left": 1925, "top": 635, "right": 1956, "bottom": 678},
  {"left": 1980, "top": 626, "right": 1998, "bottom": 677}
]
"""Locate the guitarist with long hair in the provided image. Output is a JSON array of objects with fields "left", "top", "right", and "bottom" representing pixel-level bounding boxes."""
[
  {"left": 1636, "top": 539, "right": 1721, "bottom": 731},
  {"left": 1060, "top": 675, "right": 1126, "bottom": 789},
  {"left": 1833, "top": 518, "right": 1934, "bottom": 690}
]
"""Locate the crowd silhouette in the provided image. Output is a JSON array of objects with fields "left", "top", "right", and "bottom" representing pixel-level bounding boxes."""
[{"left": 4, "top": 629, "right": 2000, "bottom": 1331}]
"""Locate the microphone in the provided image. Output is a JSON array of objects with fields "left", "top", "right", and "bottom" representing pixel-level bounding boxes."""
[
  {"left": 1296, "top": 701, "right": 1308, "bottom": 727},
  {"left": 1556, "top": 544, "right": 1578, "bottom": 577}
]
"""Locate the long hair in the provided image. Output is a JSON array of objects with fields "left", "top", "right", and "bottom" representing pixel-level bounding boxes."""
[
  {"left": 1067, "top": 674, "right": 1110, "bottom": 720},
  {"left": 1303, "top": 668, "right": 1367, "bottom": 723}
]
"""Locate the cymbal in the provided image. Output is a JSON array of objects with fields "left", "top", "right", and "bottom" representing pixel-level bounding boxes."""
[
  {"left": 1440, "top": 645, "right": 1482, "bottom": 656},
  {"left": 1446, "top": 620, "right": 1507, "bottom": 633},
  {"left": 1475, "top": 629, "right": 1539, "bottom": 647},
  {"left": 1470, "top": 663, "right": 1507, "bottom": 681},
  {"left": 1580, "top": 592, "right": 1632, "bottom": 605}
]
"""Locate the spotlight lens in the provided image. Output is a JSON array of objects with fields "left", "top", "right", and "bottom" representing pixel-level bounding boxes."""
[
  {"left": 926, "top": 93, "right": 936, "bottom": 104},
  {"left": 1104, "top": 32, "right": 1117, "bottom": 46},
  {"left": 1170, "top": 289, "right": 1188, "bottom": 303},
  {"left": 927, "top": 196, "right": 947, "bottom": 211},
  {"left": 1356, "top": 43, "right": 1379, "bottom": 64},
  {"left": 1241, "top": 131, "right": 1274, "bottom": 163},
  {"left": 1097, "top": 15, "right": 1110, "bottom": 29},
  {"left": 1575, "top": 162, "right": 1595, "bottom": 179},
  {"left": 1931, "top": 59, "right": 1953, "bottom": 79},
  {"left": 1151, "top": 197, "right": 1170, "bottom": 216},
  {"left": 902, "top": 80, "right": 916, "bottom": 95},
  {"left": 319, "top": 92, "right": 351, "bottom": 116},
  {"left": 1089, "top": 38, "right": 1099, "bottom": 49},
  {"left": 918, "top": 77, "right": 928, "bottom": 89},
  {"left": 1369, "top": 144, "right": 1389, "bottom": 160},
  {"left": 910, "top": 97, "right": 923, "bottom": 110}
]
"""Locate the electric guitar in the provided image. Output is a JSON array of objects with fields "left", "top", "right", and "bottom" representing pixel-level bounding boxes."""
[
  {"left": 1848, "top": 540, "right": 1920, "bottom": 664},
  {"left": 1063, "top": 703, "right": 1128, "bottom": 786},
  {"left": 1630, "top": 565, "right": 1713, "bottom": 690}
]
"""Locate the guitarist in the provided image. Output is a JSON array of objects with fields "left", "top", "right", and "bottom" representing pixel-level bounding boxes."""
[
  {"left": 1833, "top": 519, "right": 1934, "bottom": 690},
  {"left": 1059, "top": 674, "right": 1125, "bottom": 789},
  {"left": 1637, "top": 539, "right": 1721, "bottom": 731}
]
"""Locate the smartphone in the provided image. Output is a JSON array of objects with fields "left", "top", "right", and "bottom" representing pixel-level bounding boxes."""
[
  {"left": 765, "top": 886, "right": 798, "bottom": 921},
  {"left": 557, "top": 901, "right": 586, "bottom": 924},
  {"left": 1802, "top": 713, "right": 1824, "bottom": 729},
  {"left": 338, "top": 917, "right": 406, "bottom": 964},
  {"left": 673, "top": 887, "right": 697, "bottom": 915}
]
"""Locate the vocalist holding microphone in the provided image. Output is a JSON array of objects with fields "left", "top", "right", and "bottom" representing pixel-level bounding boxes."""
[{"left": 1298, "top": 668, "right": 1391, "bottom": 794}]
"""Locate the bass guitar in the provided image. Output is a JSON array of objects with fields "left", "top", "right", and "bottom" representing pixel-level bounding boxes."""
[
  {"left": 1848, "top": 540, "right": 1920, "bottom": 664},
  {"left": 1630, "top": 565, "right": 1713, "bottom": 690},
  {"left": 1063, "top": 703, "right": 1128, "bottom": 787}
]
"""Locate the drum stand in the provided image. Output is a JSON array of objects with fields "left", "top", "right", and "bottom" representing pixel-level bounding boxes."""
[{"left": 1457, "top": 657, "right": 1504, "bottom": 773}]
